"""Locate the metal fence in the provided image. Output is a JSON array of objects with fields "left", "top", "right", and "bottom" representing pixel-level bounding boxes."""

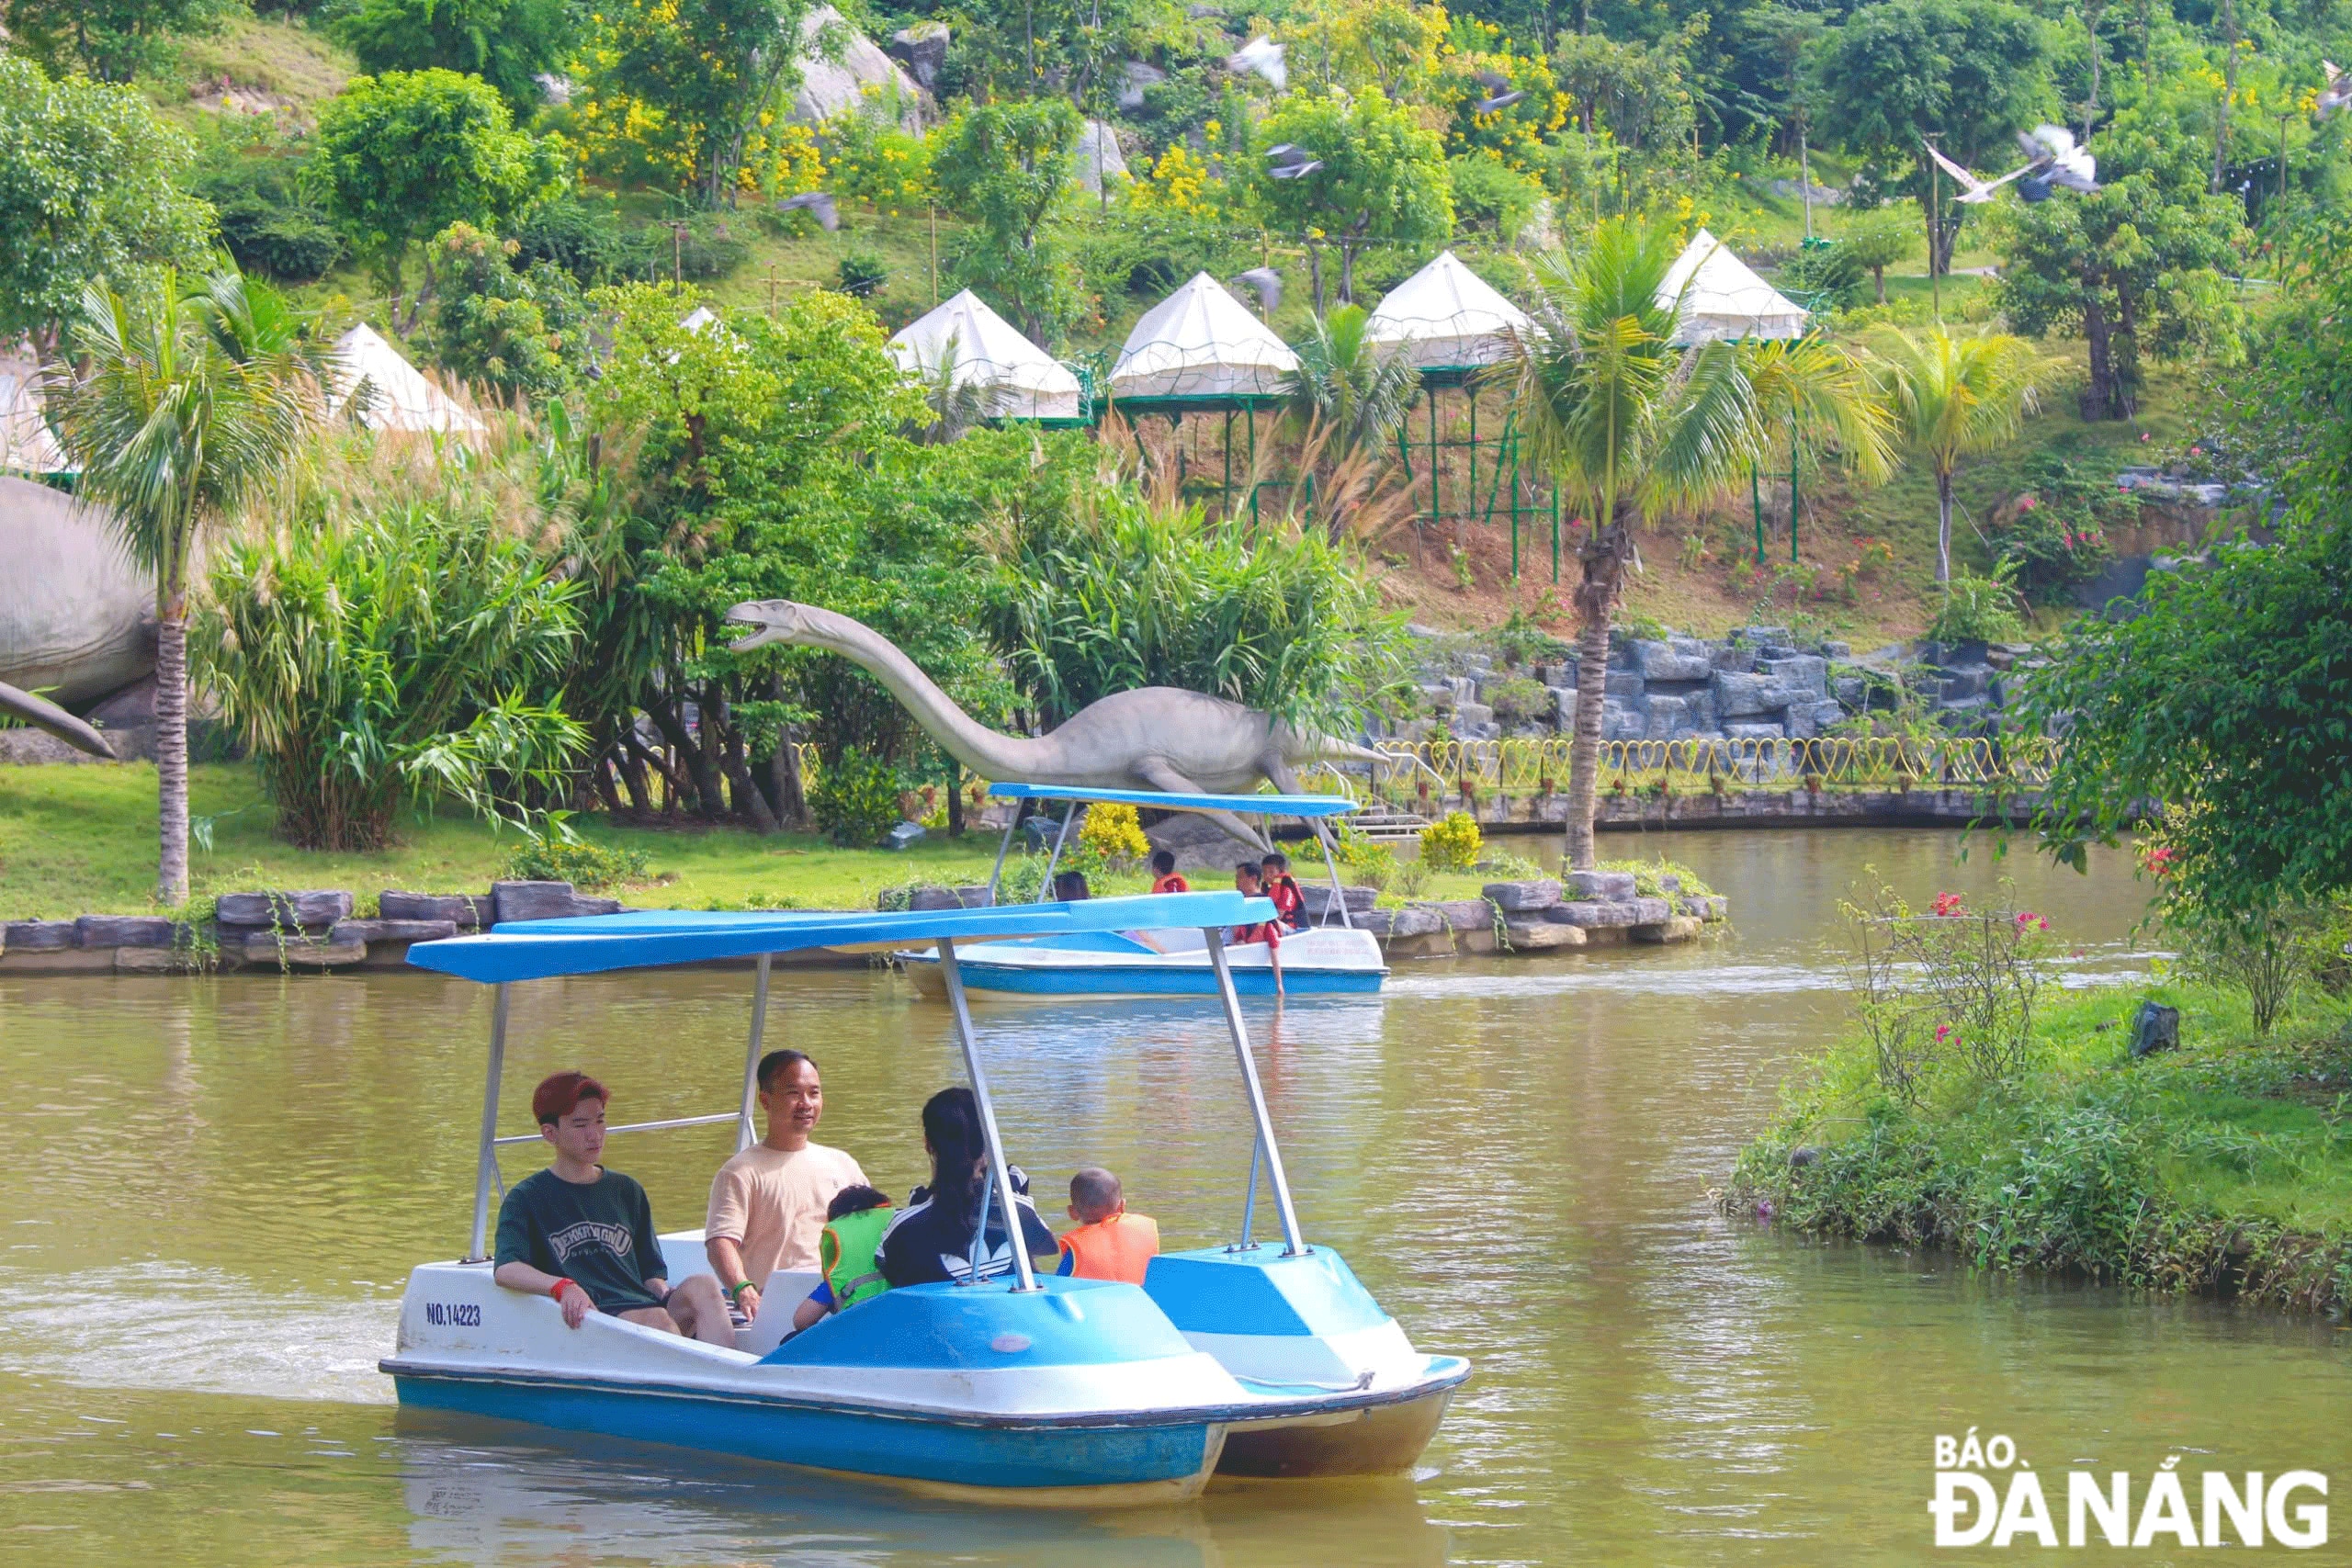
[{"left": 1297, "top": 735, "right": 2054, "bottom": 800}]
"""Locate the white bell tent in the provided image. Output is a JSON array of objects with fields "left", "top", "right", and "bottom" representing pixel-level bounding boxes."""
[
  {"left": 0, "top": 354, "right": 69, "bottom": 475},
  {"left": 1657, "top": 229, "right": 1809, "bottom": 344},
  {"left": 1109, "top": 272, "right": 1298, "bottom": 404},
  {"left": 1364, "top": 251, "right": 1531, "bottom": 373},
  {"left": 328, "top": 324, "right": 484, "bottom": 434},
  {"left": 888, "top": 290, "right": 1085, "bottom": 423}
]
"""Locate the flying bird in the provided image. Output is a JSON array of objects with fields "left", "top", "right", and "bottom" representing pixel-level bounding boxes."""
[
  {"left": 1228, "top": 35, "right": 1287, "bottom": 89},
  {"left": 1268, "top": 157, "right": 1324, "bottom": 179},
  {"left": 2014, "top": 124, "right": 2099, "bottom": 199},
  {"left": 2316, "top": 61, "right": 2350, "bottom": 118},
  {"left": 1232, "top": 267, "right": 1283, "bottom": 316},
  {"left": 1264, "top": 142, "right": 1323, "bottom": 179},
  {"left": 1924, "top": 142, "right": 2028, "bottom": 205},
  {"left": 776, "top": 191, "right": 839, "bottom": 231},
  {"left": 1473, "top": 68, "right": 1512, "bottom": 92},
  {"left": 1476, "top": 90, "right": 1527, "bottom": 113}
]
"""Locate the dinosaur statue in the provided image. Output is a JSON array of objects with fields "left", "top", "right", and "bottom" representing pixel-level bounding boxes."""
[
  {"left": 726, "top": 598, "right": 1384, "bottom": 850},
  {"left": 2, "top": 475, "right": 149, "bottom": 760}
]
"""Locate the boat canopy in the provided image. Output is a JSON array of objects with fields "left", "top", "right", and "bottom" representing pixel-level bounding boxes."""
[
  {"left": 989, "top": 783, "right": 1359, "bottom": 818},
  {"left": 407, "top": 892, "right": 1271, "bottom": 985}
]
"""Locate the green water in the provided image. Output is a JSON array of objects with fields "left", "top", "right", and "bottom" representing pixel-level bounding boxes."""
[{"left": 2, "top": 829, "right": 2344, "bottom": 1564}]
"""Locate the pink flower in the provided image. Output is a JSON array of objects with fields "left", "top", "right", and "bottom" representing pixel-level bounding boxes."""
[
  {"left": 2018, "top": 495, "right": 2038, "bottom": 512},
  {"left": 2014, "top": 910, "right": 2049, "bottom": 931},
  {"left": 1931, "top": 892, "right": 1964, "bottom": 917},
  {"left": 1934, "top": 1023, "right": 1952, "bottom": 1043},
  {"left": 2140, "top": 432, "right": 2152, "bottom": 442},
  {"left": 2189, "top": 446, "right": 2203, "bottom": 457}
]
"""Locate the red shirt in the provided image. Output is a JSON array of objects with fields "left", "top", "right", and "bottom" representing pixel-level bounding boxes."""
[
  {"left": 1151, "top": 873, "right": 1190, "bottom": 894},
  {"left": 1230, "top": 918, "right": 1283, "bottom": 949}
]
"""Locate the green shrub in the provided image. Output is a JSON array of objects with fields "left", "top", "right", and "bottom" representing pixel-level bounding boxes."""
[
  {"left": 193, "top": 135, "right": 344, "bottom": 283},
  {"left": 1419, "top": 811, "right": 1483, "bottom": 873},
  {"left": 838, "top": 249, "right": 889, "bottom": 298},
  {"left": 1445, "top": 151, "right": 1544, "bottom": 239},
  {"left": 1478, "top": 849, "right": 1546, "bottom": 879},
  {"left": 1335, "top": 824, "right": 1397, "bottom": 889},
  {"left": 504, "top": 829, "right": 650, "bottom": 891},
  {"left": 1485, "top": 675, "right": 1552, "bottom": 728},
  {"left": 1600, "top": 856, "right": 1715, "bottom": 898},
  {"left": 1777, "top": 239, "right": 1865, "bottom": 310},
  {"left": 1927, "top": 566, "right": 2028, "bottom": 645},
  {"left": 510, "top": 192, "right": 647, "bottom": 286},
  {"left": 1493, "top": 608, "right": 1572, "bottom": 666},
  {"left": 808, "top": 750, "right": 907, "bottom": 846}
]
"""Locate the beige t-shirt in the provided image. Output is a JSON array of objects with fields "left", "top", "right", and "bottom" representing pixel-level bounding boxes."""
[{"left": 705, "top": 1141, "right": 867, "bottom": 1287}]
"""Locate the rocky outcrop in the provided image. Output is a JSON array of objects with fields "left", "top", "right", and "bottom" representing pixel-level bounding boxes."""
[
  {"left": 793, "top": 6, "right": 926, "bottom": 130},
  {"left": 1383, "top": 623, "right": 2033, "bottom": 750}
]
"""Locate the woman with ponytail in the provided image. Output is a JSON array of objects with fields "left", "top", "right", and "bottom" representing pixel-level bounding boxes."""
[{"left": 875, "top": 1086, "right": 1057, "bottom": 1288}]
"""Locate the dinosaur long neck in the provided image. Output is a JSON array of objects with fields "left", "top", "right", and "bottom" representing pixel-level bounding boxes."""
[{"left": 794, "top": 607, "right": 1045, "bottom": 779}]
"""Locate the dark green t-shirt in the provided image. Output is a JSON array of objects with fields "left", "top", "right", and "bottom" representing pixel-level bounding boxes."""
[{"left": 493, "top": 1167, "right": 668, "bottom": 1314}]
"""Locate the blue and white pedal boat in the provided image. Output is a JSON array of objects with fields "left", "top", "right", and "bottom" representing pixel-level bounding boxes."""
[
  {"left": 385, "top": 896, "right": 1465, "bottom": 1504},
  {"left": 899, "top": 784, "right": 1389, "bottom": 999}
]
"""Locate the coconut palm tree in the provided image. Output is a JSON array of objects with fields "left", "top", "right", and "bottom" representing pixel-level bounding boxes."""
[
  {"left": 1282, "top": 304, "right": 1419, "bottom": 460},
  {"left": 45, "top": 268, "right": 321, "bottom": 903},
  {"left": 1498, "top": 219, "right": 1891, "bottom": 869},
  {"left": 1864, "top": 324, "right": 2044, "bottom": 584}
]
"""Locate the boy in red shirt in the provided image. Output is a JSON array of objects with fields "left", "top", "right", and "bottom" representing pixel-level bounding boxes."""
[{"left": 1149, "top": 848, "right": 1189, "bottom": 894}]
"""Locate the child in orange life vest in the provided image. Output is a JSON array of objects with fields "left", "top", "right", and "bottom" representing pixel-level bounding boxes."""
[
  {"left": 1260, "top": 851, "right": 1306, "bottom": 931},
  {"left": 1055, "top": 1167, "right": 1159, "bottom": 1285},
  {"left": 1148, "top": 849, "right": 1189, "bottom": 894}
]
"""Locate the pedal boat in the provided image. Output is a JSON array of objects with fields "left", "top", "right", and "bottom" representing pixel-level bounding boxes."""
[
  {"left": 898, "top": 784, "right": 1388, "bottom": 999},
  {"left": 387, "top": 895, "right": 1466, "bottom": 1504}
]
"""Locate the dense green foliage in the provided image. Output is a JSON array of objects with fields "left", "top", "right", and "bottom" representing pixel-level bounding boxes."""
[
  {"left": 993, "top": 483, "right": 1409, "bottom": 733},
  {"left": 3, "top": 0, "right": 231, "bottom": 82},
  {"left": 0, "top": 56, "right": 214, "bottom": 352},
  {"left": 330, "top": 0, "right": 572, "bottom": 118},
  {"left": 197, "top": 447, "right": 586, "bottom": 850}
]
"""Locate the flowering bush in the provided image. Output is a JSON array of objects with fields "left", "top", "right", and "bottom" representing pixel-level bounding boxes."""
[
  {"left": 1419, "top": 810, "right": 1484, "bottom": 873},
  {"left": 820, "top": 111, "right": 935, "bottom": 215},
  {"left": 1992, "top": 455, "right": 2132, "bottom": 604},
  {"left": 1844, "top": 882, "right": 2050, "bottom": 1101},
  {"left": 1076, "top": 800, "right": 1149, "bottom": 868}
]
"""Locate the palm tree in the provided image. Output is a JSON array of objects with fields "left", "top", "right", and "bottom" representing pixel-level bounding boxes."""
[
  {"left": 1864, "top": 324, "right": 2044, "bottom": 584},
  {"left": 46, "top": 268, "right": 321, "bottom": 903},
  {"left": 1282, "top": 304, "right": 1419, "bottom": 460},
  {"left": 1498, "top": 219, "right": 1891, "bottom": 869}
]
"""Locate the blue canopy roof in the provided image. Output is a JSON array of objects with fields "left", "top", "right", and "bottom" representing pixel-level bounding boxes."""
[
  {"left": 989, "top": 783, "right": 1359, "bottom": 818},
  {"left": 406, "top": 891, "right": 1273, "bottom": 985}
]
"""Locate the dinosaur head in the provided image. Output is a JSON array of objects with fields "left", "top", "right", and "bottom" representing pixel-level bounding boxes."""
[{"left": 724, "top": 599, "right": 819, "bottom": 651}]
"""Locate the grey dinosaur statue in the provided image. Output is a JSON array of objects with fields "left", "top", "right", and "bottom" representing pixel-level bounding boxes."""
[
  {"left": 1, "top": 475, "right": 151, "bottom": 758},
  {"left": 726, "top": 598, "right": 1383, "bottom": 850}
]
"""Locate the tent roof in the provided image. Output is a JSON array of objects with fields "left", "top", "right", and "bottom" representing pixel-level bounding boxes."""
[
  {"left": 329, "top": 324, "right": 484, "bottom": 434},
  {"left": 1110, "top": 272, "right": 1298, "bottom": 403},
  {"left": 1658, "top": 230, "right": 1809, "bottom": 344},
  {"left": 0, "top": 355, "right": 69, "bottom": 475},
  {"left": 888, "top": 290, "right": 1083, "bottom": 421},
  {"left": 1364, "top": 250, "right": 1531, "bottom": 368}
]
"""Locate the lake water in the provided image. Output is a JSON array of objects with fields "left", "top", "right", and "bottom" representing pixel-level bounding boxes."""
[{"left": 2, "top": 829, "right": 2345, "bottom": 1564}]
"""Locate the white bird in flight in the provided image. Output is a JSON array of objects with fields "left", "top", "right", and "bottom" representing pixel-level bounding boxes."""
[
  {"left": 2318, "top": 61, "right": 2352, "bottom": 118},
  {"left": 1231, "top": 267, "right": 1283, "bottom": 316},
  {"left": 1228, "top": 35, "right": 1286, "bottom": 90},
  {"left": 1925, "top": 125, "right": 2098, "bottom": 206}
]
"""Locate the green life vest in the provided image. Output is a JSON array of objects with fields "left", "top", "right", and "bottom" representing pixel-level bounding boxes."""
[{"left": 820, "top": 1206, "right": 894, "bottom": 1312}]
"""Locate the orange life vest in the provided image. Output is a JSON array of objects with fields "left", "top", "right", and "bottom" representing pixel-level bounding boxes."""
[
  {"left": 1151, "top": 873, "right": 1190, "bottom": 894},
  {"left": 1057, "top": 1212, "right": 1160, "bottom": 1285}
]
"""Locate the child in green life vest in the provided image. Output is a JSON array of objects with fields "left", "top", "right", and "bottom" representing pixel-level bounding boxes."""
[{"left": 790, "top": 1185, "right": 895, "bottom": 1330}]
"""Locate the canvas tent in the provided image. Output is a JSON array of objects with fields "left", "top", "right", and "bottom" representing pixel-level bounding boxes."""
[
  {"left": 1657, "top": 229, "right": 1809, "bottom": 343},
  {"left": 1364, "top": 250, "right": 1530, "bottom": 372},
  {"left": 1109, "top": 272, "right": 1298, "bottom": 404},
  {"left": 0, "top": 354, "right": 69, "bottom": 475},
  {"left": 888, "top": 290, "right": 1085, "bottom": 422},
  {"left": 328, "top": 324, "right": 483, "bottom": 434}
]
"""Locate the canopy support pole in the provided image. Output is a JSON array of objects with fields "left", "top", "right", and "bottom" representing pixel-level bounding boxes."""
[
  {"left": 1317, "top": 822, "right": 1351, "bottom": 929},
  {"left": 982, "top": 814, "right": 1019, "bottom": 907},
  {"left": 1203, "top": 929, "right": 1306, "bottom": 1256},
  {"left": 465, "top": 984, "right": 512, "bottom": 1262},
  {"left": 1234, "top": 1134, "right": 1261, "bottom": 1251},
  {"left": 1037, "top": 802, "right": 1077, "bottom": 899},
  {"left": 735, "top": 953, "right": 771, "bottom": 1152},
  {"left": 1223, "top": 408, "right": 1234, "bottom": 515},
  {"left": 1751, "top": 462, "right": 1765, "bottom": 564},
  {"left": 1789, "top": 427, "right": 1801, "bottom": 563},
  {"left": 937, "top": 937, "right": 1040, "bottom": 1292}
]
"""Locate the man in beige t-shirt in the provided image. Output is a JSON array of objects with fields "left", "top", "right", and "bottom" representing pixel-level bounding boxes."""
[{"left": 705, "top": 1049, "right": 865, "bottom": 1325}]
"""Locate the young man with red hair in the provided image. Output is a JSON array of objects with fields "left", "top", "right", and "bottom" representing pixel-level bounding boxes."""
[{"left": 492, "top": 1071, "right": 734, "bottom": 1346}]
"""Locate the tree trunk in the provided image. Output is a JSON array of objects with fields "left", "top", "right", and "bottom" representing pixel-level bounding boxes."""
[
  {"left": 772, "top": 726, "right": 806, "bottom": 828},
  {"left": 153, "top": 608, "right": 190, "bottom": 905},
  {"left": 1871, "top": 264, "right": 1887, "bottom": 304},
  {"left": 720, "top": 725, "right": 779, "bottom": 832},
  {"left": 1306, "top": 243, "right": 1325, "bottom": 316},
  {"left": 1339, "top": 243, "right": 1356, "bottom": 305},
  {"left": 1935, "top": 469, "right": 1955, "bottom": 584},
  {"left": 946, "top": 759, "right": 965, "bottom": 837},
  {"left": 2079, "top": 292, "right": 2119, "bottom": 421},
  {"left": 646, "top": 694, "right": 725, "bottom": 819},
  {"left": 1562, "top": 508, "right": 1634, "bottom": 870}
]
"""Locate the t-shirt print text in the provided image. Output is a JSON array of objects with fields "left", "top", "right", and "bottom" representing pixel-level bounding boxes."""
[{"left": 548, "top": 1219, "right": 636, "bottom": 1267}]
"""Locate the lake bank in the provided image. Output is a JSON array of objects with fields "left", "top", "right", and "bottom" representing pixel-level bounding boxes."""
[{"left": 1725, "top": 984, "right": 2352, "bottom": 1320}]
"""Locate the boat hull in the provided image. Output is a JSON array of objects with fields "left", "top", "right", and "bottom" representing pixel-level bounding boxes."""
[
  {"left": 1218, "top": 1382, "right": 1456, "bottom": 1478},
  {"left": 900, "top": 924, "right": 1387, "bottom": 999},
  {"left": 392, "top": 1370, "right": 1226, "bottom": 1505}
]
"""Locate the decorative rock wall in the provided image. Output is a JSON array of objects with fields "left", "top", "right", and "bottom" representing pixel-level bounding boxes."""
[{"left": 1382, "top": 624, "right": 2031, "bottom": 748}]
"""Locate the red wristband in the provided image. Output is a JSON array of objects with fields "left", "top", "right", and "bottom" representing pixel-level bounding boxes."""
[{"left": 549, "top": 1277, "right": 580, "bottom": 1303}]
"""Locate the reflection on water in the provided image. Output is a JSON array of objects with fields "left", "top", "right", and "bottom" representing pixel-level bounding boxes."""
[{"left": 2, "top": 829, "right": 2345, "bottom": 1565}]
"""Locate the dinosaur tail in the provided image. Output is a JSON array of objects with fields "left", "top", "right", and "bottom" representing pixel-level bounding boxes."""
[{"left": 0, "top": 681, "right": 115, "bottom": 760}]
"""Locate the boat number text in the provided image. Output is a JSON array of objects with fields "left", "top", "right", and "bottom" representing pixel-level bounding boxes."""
[{"left": 424, "top": 1302, "right": 482, "bottom": 1327}]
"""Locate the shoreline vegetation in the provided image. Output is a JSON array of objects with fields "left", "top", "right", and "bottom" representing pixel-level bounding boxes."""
[
  {"left": 1726, "top": 982, "right": 2352, "bottom": 1320},
  {"left": 0, "top": 761, "right": 1719, "bottom": 920}
]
